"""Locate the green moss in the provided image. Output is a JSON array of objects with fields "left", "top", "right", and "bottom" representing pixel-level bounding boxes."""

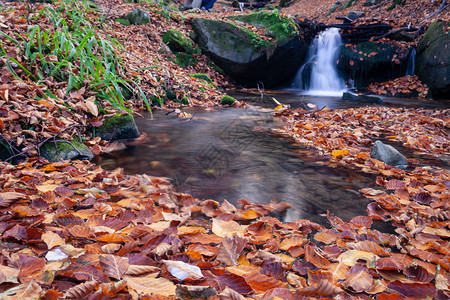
[
  {"left": 40, "top": 139, "right": 93, "bottom": 162},
  {"left": 115, "top": 18, "right": 131, "bottom": 26},
  {"left": 162, "top": 29, "right": 199, "bottom": 54},
  {"left": 190, "top": 73, "right": 212, "bottom": 83},
  {"left": 95, "top": 114, "right": 140, "bottom": 141},
  {"left": 174, "top": 52, "right": 197, "bottom": 67},
  {"left": 221, "top": 95, "right": 236, "bottom": 105},
  {"left": 227, "top": 11, "right": 298, "bottom": 44}
]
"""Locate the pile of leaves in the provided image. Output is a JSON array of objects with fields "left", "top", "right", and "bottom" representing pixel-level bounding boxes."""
[
  {"left": 368, "top": 75, "right": 429, "bottom": 98},
  {"left": 0, "top": 155, "right": 448, "bottom": 299},
  {"left": 282, "top": 0, "right": 449, "bottom": 31}
]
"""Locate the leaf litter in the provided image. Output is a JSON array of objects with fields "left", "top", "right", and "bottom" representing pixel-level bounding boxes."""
[{"left": 0, "top": 0, "right": 449, "bottom": 299}]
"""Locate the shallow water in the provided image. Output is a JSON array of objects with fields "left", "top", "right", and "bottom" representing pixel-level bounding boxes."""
[{"left": 95, "top": 92, "right": 449, "bottom": 228}]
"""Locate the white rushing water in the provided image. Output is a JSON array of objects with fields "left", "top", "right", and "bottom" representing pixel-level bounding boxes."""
[
  {"left": 292, "top": 27, "right": 346, "bottom": 96},
  {"left": 406, "top": 47, "right": 416, "bottom": 76}
]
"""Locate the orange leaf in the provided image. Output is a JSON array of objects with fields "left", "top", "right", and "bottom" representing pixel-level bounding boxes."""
[{"left": 42, "top": 231, "right": 65, "bottom": 250}]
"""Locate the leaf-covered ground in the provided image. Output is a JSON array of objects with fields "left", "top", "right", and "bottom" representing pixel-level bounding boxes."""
[{"left": 0, "top": 0, "right": 449, "bottom": 299}]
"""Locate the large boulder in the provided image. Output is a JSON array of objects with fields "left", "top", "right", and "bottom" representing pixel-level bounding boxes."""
[
  {"left": 416, "top": 21, "right": 449, "bottom": 99},
  {"left": 337, "top": 42, "right": 411, "bottom": 88},
  {"left": 191, "top": 12, "right": 308, "bottom": 88},
  {"left": 125, "top": 8, "right": 151, "bottom": 25}
]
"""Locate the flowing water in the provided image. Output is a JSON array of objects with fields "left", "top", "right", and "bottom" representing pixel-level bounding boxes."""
[
  {"left": 291, "top": 28, "right": 346, "bottom": 96},
  {"left": 94, "top": 93, "right": 448, "bottom": 229},
  {"left": 406, "top": 47, "right": 416, "bottom": 76}
]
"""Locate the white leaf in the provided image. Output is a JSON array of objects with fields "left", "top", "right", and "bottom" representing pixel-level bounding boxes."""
[{"left": 162, "top": 260, "right": 203, "bottom": 280}]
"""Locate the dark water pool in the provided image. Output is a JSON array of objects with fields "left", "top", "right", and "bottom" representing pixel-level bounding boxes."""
[{"left": 94, "top": 92, "right": 448, "bottom": 228}]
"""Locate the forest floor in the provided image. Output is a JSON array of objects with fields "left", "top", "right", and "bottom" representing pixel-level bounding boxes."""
[{"left": 0, "top": 0, "right": 449, "bottom": 299}]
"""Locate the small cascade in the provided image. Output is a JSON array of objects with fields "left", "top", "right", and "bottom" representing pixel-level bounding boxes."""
[
  {"left": 292, "top": 28, "right": 346, "bottom": 96},
  {"left": 406, "top": 48, "right": 416, "bottom": 76}
]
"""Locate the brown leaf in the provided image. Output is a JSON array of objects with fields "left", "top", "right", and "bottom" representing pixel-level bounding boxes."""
[
  {"left": 0, "top": 192, "right": 25, "bottom": 207},
  {"left": 341, "top": 263, "right": 373, "bottom": 293},
  {"left": 85, "top": 98, "right": 98, "bottom": 116},
  {"left": 125, "top": 275, "right": 176, "bottom": 297},
  {"left": 212, "top": 218, "right": 244, "bottom": 237},
  {"left": 297, "top": 279, "right": 344, "bottom": 297},
  {"left": 218, "top": 287, "right": 246, "bottom": 300},
  {"left": 125, "top": 265, "right": 160, "bottom": 276},
  {"left": 305, "top": 243, "right": 331, "bottom": 268},
  {"left": 387, "top": 281, "right": 436, "bottom": 298},
  {"left": 99, "top": 255, "right": 129, "bottom": 280},
  {"left": 41, "top": 231, "right": 64, "bottom": 250},
  {"left": 216, "top": 235, "right": 247, "bottom": 266},
  {"left": 0, "top": 265, "right": 19, "bottom": 284},
  {"left": 0, "top": 280, "right": 42, "bottom": 299},
  {"left": 64, "top": 280, "right": 99, "bottom": 299}
]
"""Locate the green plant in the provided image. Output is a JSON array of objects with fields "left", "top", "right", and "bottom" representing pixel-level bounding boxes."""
[{"left": 1, "top": 0, "right": 152, "bottom": 113}]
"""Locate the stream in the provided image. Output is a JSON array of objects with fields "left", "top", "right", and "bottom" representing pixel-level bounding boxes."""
[{"left": 94, "top": 92, "right": 449, "bottom": 229}]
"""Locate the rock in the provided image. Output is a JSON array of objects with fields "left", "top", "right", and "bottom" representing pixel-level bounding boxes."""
[
  {"left": 125, "top": 8, "right": 151, "bottom": 25},
  {"left": 337, "top": 41, "right": 410, "bottom": 88},
  {"left": 220, "top": 95, "right": 236, "bottom": 105},
  {"left": 342, "top": 91, "right": 383, "bottom": 103},
  {"left": 416, "top": 21, "right": 449, "bottom": 99},
  {"left": 95, "top": 114, "right": 140, "bottom": 141},
  {"left": 371, "top": 140, "right": 408, "bottom": 168},
  {"left": 40, "top": 139, "right": 93, "bottom": 162},
  {"left": 191, "top": 11, "right": 308, "bottom": 88},
  {"left": 347, "top": 11, "right": 365, "bottom": 21}
]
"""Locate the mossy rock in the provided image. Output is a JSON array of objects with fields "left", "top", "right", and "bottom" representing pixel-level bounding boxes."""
[
  {"left": 125, "top": 8, "right": 151, "bottom": 25},
  {"left": 221, "top": 95, "right": 236, "bottom": 105},
  {"left": 95, "top": 114, "right": 140, "bottom": 141},
  {"left": 226, "top": 11, "right": 298, "bottom": 44},
  {"left": 162, "top": 29, "right": 199, "bottom": 54},
  {"left": 337, "top": 42, "right": 410, "bottom": 88},
  {"left": 416, "top": 21, "right": 450, "bottom": 99},
  {"left": 115, "top": 18, "right": 131, "bottom": 26},
  {"left": 40, "top": 139, "right": 93, "bottom": 162},
  {"left": 191, "top": 13, "right": 308, "bottom": 87}
]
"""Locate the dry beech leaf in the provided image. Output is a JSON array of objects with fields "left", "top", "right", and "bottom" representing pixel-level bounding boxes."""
[
  {"left": 218, "top": 286, "right": 246, "bottom": 300},
  {"left": 101, "top": 243, "right": 122, "bottom": 254},
  {"left": 99, "top": 255, "right": 129, "bottom": 280},
  {"left": 0, "top": 192, "right": 24, "bottom": 207},
  {"left": 341, "top": 263, "right": 374, "bottom": 293},
  {"left": 338, "top": 250, "right": 379, "bottom": 267},
  {"left": 85, "top": 98, "right": 98, "bottom": 116},
  {"left": 125, "top": 265, "right": 160, "bottom": 276},
  {"left": 125, "top": 275, "right": 176, "bottom": 297},
  {"left": 216, "top": 235, "right": 247, "bottom": 266},
  {"left": 64, "top": 280, "right": 99, "bottom": 299},
  {"left": 0, "top": 265, "right": 19, "bottom": 284},
  {"left": 297, "top": 279, "right": 344, "bottom": 297},
  {"left": 163, "top": 260, "right": 203, "bottom": 280},
  {"left": 0, "top": 279, "right": 42, "bottom": 300},
  {"left": 212, "top": 218, "right": 244, "bottom": 237},
  {"left": 41, "top": 231, "right": 65, "bottom": 250},
  {"left": 60, "top": 244, "right": 86, "bottom": 258}
]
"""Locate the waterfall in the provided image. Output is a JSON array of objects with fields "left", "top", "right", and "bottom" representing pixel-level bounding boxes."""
[
  {"left": 292, "top": 28, "right": 346, "bottom": 96},
  {"left": 406, "top": 47, "right": 416, "bottom": 76}
]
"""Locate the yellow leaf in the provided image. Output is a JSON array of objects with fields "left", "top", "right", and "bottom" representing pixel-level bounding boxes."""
[
  {"left": 125, "top": 275, "right": 176, "bottom": 297},
  {"left": 274, "top": 104, "right": 283, "bottom": 111},
  {"left": 331, "top": 149, "right": 349, "bottom": 158}
]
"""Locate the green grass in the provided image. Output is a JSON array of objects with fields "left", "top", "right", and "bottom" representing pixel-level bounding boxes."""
[{"left": 1, "top": 0, "right": 152, "bottom": 113}]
